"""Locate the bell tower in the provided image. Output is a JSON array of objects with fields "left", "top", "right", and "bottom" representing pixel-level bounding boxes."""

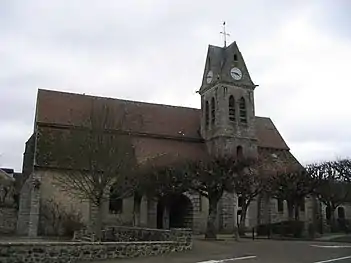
[{"left": 198, "top": 41, "right": 258, "bottom": 159}]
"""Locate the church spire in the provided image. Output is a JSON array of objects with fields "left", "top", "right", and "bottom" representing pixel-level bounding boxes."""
[
  {"left": 198, "top": 41, "right": 256, "bottom": 95},
  {"left": 220, "top": 21, "right": 230, "bottom": 48}
]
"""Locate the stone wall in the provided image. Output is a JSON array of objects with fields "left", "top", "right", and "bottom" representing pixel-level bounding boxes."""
[
  {"left": 73, "top": 226, "right": 192, "bottom": 246},
  {"left": 0, "top": 240, "right": 190, "bottom": 263},
  {"left": 0, "top": 208, "right": 17, "bottom": 234}
]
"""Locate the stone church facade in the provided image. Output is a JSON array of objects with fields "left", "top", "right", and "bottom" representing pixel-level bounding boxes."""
[{"left": 17, "top": 41, "right": 305, "bottom": 236}]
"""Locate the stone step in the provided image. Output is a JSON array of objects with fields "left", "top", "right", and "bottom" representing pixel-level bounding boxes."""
[{"left": 76, "top": 236, "right": 93, "bottom": 242}]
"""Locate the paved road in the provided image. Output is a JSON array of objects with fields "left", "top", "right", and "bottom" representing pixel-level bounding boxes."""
[{"left": 109, "top": 239, "right": 351, "bottom": 263}]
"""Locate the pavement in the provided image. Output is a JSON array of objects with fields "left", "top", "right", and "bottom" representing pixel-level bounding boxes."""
[{"left": 103, "top": 239, "right": 351, "bottom": 263}]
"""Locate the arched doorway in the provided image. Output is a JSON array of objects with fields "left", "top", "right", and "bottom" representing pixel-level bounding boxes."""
[
  {"left": 169, "top": 194, "right": 193, "bottom": 228},
  {"left": 326, "top": 206, "right": 331, "bottom": 223},
  {"left": 156, "top": 194, "right": 193, "bottom": 229},
  {"left": 338, "top": 207, "right": 345, "bottom": 219}
]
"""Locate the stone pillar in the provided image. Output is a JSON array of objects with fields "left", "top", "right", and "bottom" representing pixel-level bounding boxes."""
[
  {"left": 147, "top": 198, "right": 157, "bottom": 228},
  {"left": 187, "top": 193, "right": 201, "bottom": 234},
  {"left": 16, "top": 179, "right": 31, "bottom": 235},
  {"left": 163, "top": 206, "right": 170, "bottom": 229},
  {"left": 122, "top": 196, "right": 134, "bottom": 225},
  {"left": 218, "top": 191, "right": 235, "bottom": 233},
  {"left": 258, "top": 194, "right": 272, "bottom": 225},
  {"left": 133, "top": 195, "right": 141, "bottom": 226},
  {"left": 28, "top": 174, "right": 41, "bottom": 237},
  {"left": 304, "top": 197, "right": 314, "bottom": 236},
  {"left": 197, "top": 195, "right": 208, "bottom": 234},
  {"left": 319, "top": 201, "right": 329, "bottom": 233},
  {"left": 139, "top": 196, "right": 148, "bottom": 227},
  {"left": 248, "top": 199, "right": 258, "bottom": 228}
]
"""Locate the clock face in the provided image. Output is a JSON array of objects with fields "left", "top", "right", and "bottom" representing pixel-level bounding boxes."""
[
  {"left": 206, "top": 70, "right": 213, "bottom": 84},
  {"left": 230, "top": 67, "right": 242, "bottom": 80}
]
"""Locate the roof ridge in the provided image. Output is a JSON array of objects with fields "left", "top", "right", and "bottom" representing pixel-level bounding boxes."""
[
  {"left": 38, "top": 89, "right": 201, "bottom": 111},
  {"left": 255, "top": 116, "right": 271, "bottom": 120}
]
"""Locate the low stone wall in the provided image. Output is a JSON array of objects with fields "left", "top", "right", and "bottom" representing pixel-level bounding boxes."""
[
  {"left": 0, "top": 207, "right": 17, "bottom": 234},
  {"left": 0, "top": 240, "right": 190, "bottom": 263},
  {"left": 74, "top": 226, "right": 192, "bottom": 245}
]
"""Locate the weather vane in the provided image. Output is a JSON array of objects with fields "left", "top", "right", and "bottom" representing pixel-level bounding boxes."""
[{"left": 220, "top": 21, "right": 230, "bottom": 48}]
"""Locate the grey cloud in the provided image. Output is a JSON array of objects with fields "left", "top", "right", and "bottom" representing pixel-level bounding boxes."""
[
  {"left": 1, "top": 0, "right": 350, "bottom": 171},
  {"left": 312, "top": 0, "right": 351, "bottom": 40}
]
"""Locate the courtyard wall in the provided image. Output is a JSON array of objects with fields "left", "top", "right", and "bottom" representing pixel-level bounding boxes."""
[{"left": 0, "top": 240, "right": 190, "bottom": 263}]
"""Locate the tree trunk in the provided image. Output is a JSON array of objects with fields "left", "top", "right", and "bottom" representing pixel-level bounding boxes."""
[
  {"left": 294, "top": 201, "right": 300, "bottom": 221},
  {"left": 205, "top": 195, "right": 219, "bottom": 239},
  {"left": 94, "top": 203, "right": 104, "bottom": 241},
  {"left": 88, "top": 201, "right": 104, "bottom": 241},
  {"left": 287, "top": 200, "right": 294, "bottom": 221},
  {"left": 239, "top": 203, "right": 248, "bottom": 236}
]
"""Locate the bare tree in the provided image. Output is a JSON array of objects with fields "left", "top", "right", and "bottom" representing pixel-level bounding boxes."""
[
  {"left": 271, "top": 164, "right": 316, "bottom": 221},
  {"left": 307, "top": 159, "right": 351, "bottom": 231},
  {"left": 54, "top": 99, "right": 138, "bottom": 239},
  {"left": 233, "top": 156, "right": 274, "bottom": 235},
  {"left": 187, "top": 156, "right": 248, "bottom": 239},
  {"left": 334, "top": 159, "right": 351, "bottom": 183},
  {"left": 137, "top": 154, "right": 191, "bottom": 199}
]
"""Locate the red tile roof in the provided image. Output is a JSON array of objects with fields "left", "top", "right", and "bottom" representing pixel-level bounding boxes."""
[{"left": 35, "top": 89, "right": 290, "bottom": 151}]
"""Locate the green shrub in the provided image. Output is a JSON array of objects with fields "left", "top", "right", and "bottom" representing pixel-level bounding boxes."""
[
  {"left": 40, "top": 198, "right": 84, "bottom": 237},
  {"left": 256, "top": 220, "right": 304, "bottom": 237}
]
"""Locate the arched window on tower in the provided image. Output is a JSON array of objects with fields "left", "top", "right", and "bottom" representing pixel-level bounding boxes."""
[
  {"left": 239, "top": 97, "right": 247, "bottom": 123},
  {"left": 211, "top": 97, "right": 215, "bottom": 125},
  {"left": 205, "top": 101, "right": 209, "bottom": 128},
  {"left": 229, "top": 95, "right": 235, "bottom": 122},
  {"left": 237, "top": 145, "right": 243, "bottom": 160}
]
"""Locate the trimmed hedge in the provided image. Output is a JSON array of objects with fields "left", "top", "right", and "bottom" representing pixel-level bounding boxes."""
[{"left": 257, "top": 220, "right": 304, "bottom": 237}]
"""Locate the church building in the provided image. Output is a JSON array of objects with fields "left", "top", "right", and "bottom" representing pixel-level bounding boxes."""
[{"left": 17, "top": 41, "right": 302, "bottom": 236}]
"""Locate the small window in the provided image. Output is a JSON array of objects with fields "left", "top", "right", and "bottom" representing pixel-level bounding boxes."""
[
  {"left": 234, "top": 54, "right": 238, "bottom": 61},
  {"left": 239, "top": 97, "right": 247, "bottom": 123},
  {"left": 211, "top": 97, "right": 215, "bottom": 125},
  {"left": 109, "top": 190, "right": 123, "bottom": 214},
  {"left": 205, "top": 101, "right": 209, "bottom": 128},
  {"left": 237, "top": 146, "right": 243, "bottom": 159},
  {"left": 238, "top": 196, "right": 243, "bottom": 207},
  {"left": 277, "top": 199, "right": 284, "bottom": 212},
  {"left": 228, "top": 95, "right": 235, "bottom": 122}
]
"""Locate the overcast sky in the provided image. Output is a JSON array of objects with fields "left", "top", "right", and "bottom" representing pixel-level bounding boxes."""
[{"left": 1, "top": 0, "right": 351, "bottom": 172}]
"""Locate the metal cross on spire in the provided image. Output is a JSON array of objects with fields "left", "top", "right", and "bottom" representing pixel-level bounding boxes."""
[{"left": 220, "top": 21, "right": 230, "bottom": 48}]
